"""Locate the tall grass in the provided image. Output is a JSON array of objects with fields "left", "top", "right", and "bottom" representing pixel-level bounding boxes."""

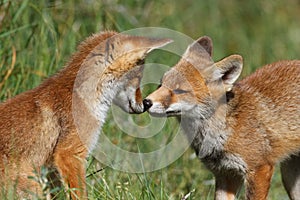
[{"left": 1, "top": 0, "right": 299, "bottom": 199}]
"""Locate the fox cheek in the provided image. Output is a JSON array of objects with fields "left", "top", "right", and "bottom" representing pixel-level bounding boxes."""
[{"left": 161, "top": 91, "right": 178, "bottom": 109}]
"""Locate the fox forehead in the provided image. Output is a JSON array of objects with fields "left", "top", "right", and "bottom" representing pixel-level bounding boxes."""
[
  {"left": 162, "top": 69, "right": 190, "bottom": 89},
  {"left": 162, "top": 60, "right": 208, "bottom": 92}
]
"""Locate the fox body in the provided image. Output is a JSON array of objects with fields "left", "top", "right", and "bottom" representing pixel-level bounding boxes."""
[
  {"left": 0, "top": 31, "right": 171, "bottom": 199},
  {"left": 145, "top": 36, "right": 300, "bottom": 200}
]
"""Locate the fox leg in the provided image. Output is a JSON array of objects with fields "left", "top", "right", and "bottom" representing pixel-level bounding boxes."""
[
  {"left": 280, "top": 154, "right": 300, "bottom": 200},
  {"left": 245, "top": 164, "right": 274, "bottom": 200},
  {"left": 5, "top": 162, "right": 43, "bottom": 197},
  {"left": 53, "top": 136, "right": 88, "bottom": 200},
  {"left": 214, "top": 173, "right": 243, "bottom": 200},
  {"left": 16, "top": 173, "right": 43, "bottom": 198}
]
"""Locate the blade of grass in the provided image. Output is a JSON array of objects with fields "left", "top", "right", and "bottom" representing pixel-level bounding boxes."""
[
  {"left": 0, "top": 46, "right": 16, "bottom": 90},
  {"left": 0, "top": 24, "right": 33, "bottom": 38}
]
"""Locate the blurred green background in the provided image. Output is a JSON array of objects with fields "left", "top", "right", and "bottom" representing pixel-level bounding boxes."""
[{"left": 1, "top": 0, "right": 299, "bottom": 199}]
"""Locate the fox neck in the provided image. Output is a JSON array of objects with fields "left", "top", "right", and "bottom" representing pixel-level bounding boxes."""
[
  {"left": 179, "top": 100, "right": 229, "bottom": 159},
  {"left": 74, "top": 56, "right": 131, "bottom": 151},
  {"left": 47, "top": 46, "right": 126, "bottom": 152},
  {"left": 179, "top": 90, "right": 247, "bottom": 175}
]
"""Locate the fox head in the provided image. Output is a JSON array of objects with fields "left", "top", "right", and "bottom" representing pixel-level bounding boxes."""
[
  {"left": 77, "top": 33, "right": 172, "bottom": 114},
  {"left": 144, "top": 36, "right": 243, "bottom": 118},
  {"left": 111, "top": 34, "right": 172, "bottom": 113}
]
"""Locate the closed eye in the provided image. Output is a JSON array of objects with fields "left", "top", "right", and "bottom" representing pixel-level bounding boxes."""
[{"left": 173, "top": 89, "right": 189, "bottom": 94}]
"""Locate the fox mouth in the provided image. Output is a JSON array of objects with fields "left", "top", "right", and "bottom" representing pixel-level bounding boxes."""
[
  {"left": 166, "top": 110, "right": 181, "bottom": 116},
  {"left": 128, "top": 100, "right": 144, "bottom": 114},
  {"left": 148, "top": 110, "right": 180, "bottom": 117}
]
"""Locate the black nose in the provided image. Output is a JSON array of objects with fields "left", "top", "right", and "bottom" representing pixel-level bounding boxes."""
[{"left": 143, "top": 99, "right": 153, "bottom": 111}]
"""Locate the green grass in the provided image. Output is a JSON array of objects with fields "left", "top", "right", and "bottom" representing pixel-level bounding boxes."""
[{"left": 1, "top": 0, "right": 300, "bottom": 199}]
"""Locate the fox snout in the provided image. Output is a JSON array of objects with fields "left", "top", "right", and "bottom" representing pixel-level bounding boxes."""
[
  {"left": 143, "top": 95, "right": 169, "bottom": 117},
  {"left": 143, "top": 98, "right": 153, "bottom": 111}
]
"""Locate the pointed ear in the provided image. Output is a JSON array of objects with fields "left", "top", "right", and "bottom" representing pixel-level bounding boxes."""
[
  {"left": 187, "top": 36, "right": 213, "bottom": 57},
  {"left": 144, "top": 37, "right": 173, "bottom": 53},
  {"left": 196, "top": 36, "right": 213, "bottom": 56},
  {"left": 123, "top": 35, "right": 173, "bottom": 54},
  {"left": 214, "top": 55, "right": 243, "bottom": 91}
]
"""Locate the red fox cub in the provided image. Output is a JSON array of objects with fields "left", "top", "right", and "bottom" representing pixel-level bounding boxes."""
[
  {"left": 145, "top": 36, "right": 300, "bottom": 200},
  {"left": 0, "top": 31, "right": 171, "bottom": 199}
]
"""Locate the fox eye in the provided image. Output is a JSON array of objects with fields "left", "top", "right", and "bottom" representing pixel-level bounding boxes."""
[
  {"left": 173, "top": 89, "right": 189, "bottom": 94},
  {"left": 157, "top": 84, "right": 162, "bottom": 89}
]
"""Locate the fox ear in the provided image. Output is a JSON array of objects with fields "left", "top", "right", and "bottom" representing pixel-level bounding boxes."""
[
  {"left": 214, "top": 55, "right": 243, "bottom": 91},
  {"left": 123, "top": 35, "right": 173, "bottom": 54},
  {"left": 195, "top": 36, "right": 213, "bottom": 56},
  {"left": 188, "top": 36, "right": 213, "bottom": 57},
  {"left": 144, "top": 37, "right": 173, "bottom": 53}
]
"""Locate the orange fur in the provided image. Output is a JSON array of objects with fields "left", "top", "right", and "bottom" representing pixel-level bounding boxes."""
[
  {"left": 146, "top": 36, "right": 300, "bottom": 200},
  {"left": 0, "top": 31, "right": 171, "bottom": 199}
]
